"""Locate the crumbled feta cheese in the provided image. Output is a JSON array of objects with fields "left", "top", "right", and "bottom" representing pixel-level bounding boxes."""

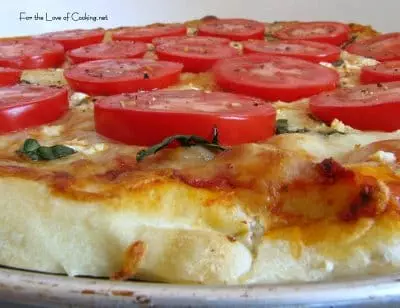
[
  {"left": 64, "top": 139, "right": 108, "bottom": 155},
  {"left": 41, "top": 125, "right": 64, "bottom": 137},
  {"left": 319, "top": 62, "right": 335, "bottom": 69},
  {"left": 330, "top": 119, "right": 347, "bottom": 133},
  {"left": 70, "top": 92, "right": 89, "bottom": 107},
  {"left": 369, "top": 150, "right": 397, "bottom": 164}
]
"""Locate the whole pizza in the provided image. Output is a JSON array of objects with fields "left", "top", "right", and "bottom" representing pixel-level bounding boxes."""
[{"left": 0, "top": 17, "right": 400, "bottom": 285}]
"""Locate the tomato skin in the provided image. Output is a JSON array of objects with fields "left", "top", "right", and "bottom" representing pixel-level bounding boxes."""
[
  {"left": 0, "top": 40, "right": 64, "bottom": 69},
  {"left": 213, "top": 54, "right": 339, "bottom": 102},
  {"left": 243, "top": 40, "right": 341, "bottom": 63},
  {"left": 274, "top": 22, "right": 350, "bottom": 46},
  {"left": 0, "top": 67, "right": 21, "bottom": 86},
  {"left": 155, "top": 43, "right": 238, "bottom": 73},
  {"left": 198, "top": 18, "right": 265, "bottom": 41},
  {"left": 346, "top": 33, "right": 400, "bottom": 62},
  {"left": 0, "top": 85, "right": 68, "bottom": 134},
  {"left": 360, "top": 61, "right": 400, "bottom": 84},
  {"left": 309, "top": 81, "right": 400, "bottom": 132},
  {"left": 112, "top": 24, "right": 187, "bottom": 43},
  {"left": 67, "top": 41, "right": 148, "bottom": 64},
  {"left": 36, "top": 28, "right": 105, "bottom": 51},
  {"left": 64, "top": 59, "right": 183, "bottom": 96},
  {"left": 94, "top": 90, "right": 276, "bottom": 146}
]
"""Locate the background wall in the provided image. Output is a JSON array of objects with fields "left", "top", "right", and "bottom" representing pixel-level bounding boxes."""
[{"left": 1, "top": 0, "right": 399, "bottom": 37}]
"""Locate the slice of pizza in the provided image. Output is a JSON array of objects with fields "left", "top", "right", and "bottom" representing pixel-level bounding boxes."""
[{"left": 0, "top": 18, "right": 400, "bottom": 285}]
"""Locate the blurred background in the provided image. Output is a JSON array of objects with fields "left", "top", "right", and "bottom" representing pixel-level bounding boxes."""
[{"left": 1, "top": 0, "right": 399, "bottom": 36}]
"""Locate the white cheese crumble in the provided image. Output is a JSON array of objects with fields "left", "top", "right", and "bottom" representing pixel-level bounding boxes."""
[
  {"left": 64, "top": 139, "right": 108, "bottom": 155},
  {"left": 40, "top": 125, "right": 64, "bottom": 137},
  {"left": 369, "top": 151, "right": 397, "bottom": 164},
  {"left": 70, "top": 92, "right": 89, "bottom": 107},
  {"left": 330, "top": 119, "right": 347, "bottom": 133}
]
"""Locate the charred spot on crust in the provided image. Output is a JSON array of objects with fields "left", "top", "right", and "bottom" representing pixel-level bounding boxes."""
[{"left": 316, "top": 158, "right": 352, "bottom": 184}]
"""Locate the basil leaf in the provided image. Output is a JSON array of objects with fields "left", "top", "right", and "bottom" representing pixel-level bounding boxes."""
[
  {"left": 276, "top": 119, "right": 310, "bottom": 135},
  {"left": 136, "top": 127, "right": 227, "bottom": 162},
  {"left": 22, "top": 138, "right": 41, "bottom": 153},
  {"left": 332, "top": 59, "right": 344, "bottom": 67},
  {"left": 17, "top": 138, "right": 76, "bottom": 161}
]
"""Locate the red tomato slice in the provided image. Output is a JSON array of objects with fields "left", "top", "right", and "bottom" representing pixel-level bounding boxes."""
[
  {"left": 67, "top": 41, "right": 148, "bottom": 64},
  {"left": 346, "top": 33, "right": 400, "bottom": 62},
  {"left": 155, "top": 40, "right": 238, "bottom": 73},
  {"left": 152, "top": 35, "right": 230, "bottom": 46},
  {"left": 213, "top": 54, "right": 339, "bottom": 102},
  {"left": 0, "top": 84, "right": 68, "bottom": 133},
  {"left": 274, "top": 22, "right": 350, "bottom": 46},
  {"left": 0, "top": 67, "right": 21, "bottom": 86},
  {"left": 360, "top": 61, "right": 400, "bottom": 84},
  {"left": 95, "top": 90, "right": 276, "bottom": 145},
  {"left": 243, "top": 40, "right": 341, "bottom": 63},
  {"left": 198, "top": 18, "right": 265, "bottom": 41},
  {"left": 112, "top": 24, "right": 187, "bottom": 43},
  {"left": 309, "top": 81, "right": 400, "bottom": 131},
  {"left": 35, "top": 28, "right": 105, "bottom": 51},
  {"left": 64, "top": 59, "right": 183, "bottom": 95},
  {"left": 0, "top": 40, "right": 64, "bottom": 69}
]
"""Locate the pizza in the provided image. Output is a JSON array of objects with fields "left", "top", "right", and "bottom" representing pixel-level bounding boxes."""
[{"left": 0, "top": 17, "right": 400, "bottom": 286}]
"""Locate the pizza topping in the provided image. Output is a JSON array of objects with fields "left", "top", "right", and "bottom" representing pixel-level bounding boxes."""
[
  {"left": 0, "top": 40, "right": 64, "bottom": 69},
  {"left": 368, "top": 150, "right": 397, "bottom": 164},
  {"left": 155, "top": 39, "right": 238, "bottom": 72},
  {"left": 309, "top": 81, "right": 400, "bottom": 131},
  {"left": 94, "top": 90, "right": 276, "bottom": 145},
  {"left": 152, "top": 35, "right": 230, "bottom": 46},
  {"left": 243, "top": 40, "right": 341, "bottom": 63},
  {"left": 112, "top": 24, "right": 187, "bottom": 43},
  {"left": 360, "top": 61, "right": 400, "bottom": 84},
  {"left": 35, "top": 28, "right": 105, "bottom": 51},
  {"left": 0, "top": 67, "right": 21, "bottom": 86},
  {"left": 136, "top": 127, "right": 226, "bottom": 162},
  {"left": 213, "top": 54, "right": 339, "bottom": 101},
  {"left": 197, "top": 18, "right": 265, "bottom": 41},
  {"left": 0, "top": 84, "right": 69, "bottom": 133},
  {"left": 17, "top": 138, "right": 76, "bottom": 161},
  {"left": 274, "top": 22, "right": 351, "bottom": 46},
  {"left": 346, "top": 33, "right": 400, "bottom": 62},
  {"left": 67, "top": 41, "right": 148, "bottom": 64},
  {"left": 64, "top": 59, "right": 183, "bottom": 95}
]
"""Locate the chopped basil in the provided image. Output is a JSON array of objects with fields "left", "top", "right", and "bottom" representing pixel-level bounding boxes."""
[
  {"left": 17, "top": 138, "right": 76, "bottom": 161},
  {"left": 276, "top": 119, "right": 345, "bottom": 136},
  {"left": 275, "top": 119, "right": 310, "bottom": 135},
  {"left": 136, "top": 127, "right": 227, "bottom": 162}
]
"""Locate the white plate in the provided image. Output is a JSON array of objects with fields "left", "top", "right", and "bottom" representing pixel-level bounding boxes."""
[{"left": 1, "top": 267, "right": 400, "bottom": 307}]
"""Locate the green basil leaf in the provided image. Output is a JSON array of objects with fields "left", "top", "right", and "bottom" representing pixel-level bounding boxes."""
[
  {"left": 136, "top": 127, "right": 227, "bottom": 162},
  {"left": 17, "top": 138, "right": 76, "bottom": 161},
  {"left": 22, "top": 138, "right": 41, "bottom": 153}
]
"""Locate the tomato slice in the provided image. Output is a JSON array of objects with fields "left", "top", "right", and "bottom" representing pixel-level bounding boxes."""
[
  {"left": 0, "top": 67, "right": 21, "bottom": 86},
  {"left": 243, "top": 40, "right": 341, "bottom": 63},
  {"left": 152, "top": 35, "right": 230, "bottom": 46},
  {"left": 67, "top": 41, "right": 148, "bottom": 64},
  {"left": 0, "top": 40, "right": 64, "bottom": 69},
  {"left": 35, "top": 28, "right": 105, "bottom": 51},
  {"left": 346, "top": 33, "right": 400, "bottom": 62},
  {"left": 0, "top": 84, "right": 68, "bottom": 133},
  {"left": 213, "top": 54, "right": 339, "bottom": 102},
  {"left": 360, "top": 61, "right": 400, "bottom": 84},
  {"left": 309, "top": 81, "right": 400, "bottom": 131},
  {"left": 155, "top": 40, "right": 238, "bottom": 73},
  {"left": 112, "top": 24, "right": 187, "bottom": 43},
  {"left": 197, "top": 18, "right": 265, "bottom": 41},
  {"left": 64, "top": 59, "right": 183, "bottom": 95},
  {"left": 274, "top": 22, "right": 350, "bottom": 46},
  {"left": 94, "top": 90, "right": 276, "bottom": 145}
]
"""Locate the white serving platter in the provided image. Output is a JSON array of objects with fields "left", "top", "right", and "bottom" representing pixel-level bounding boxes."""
[{"left": 1, "top": 267, "right": 400, "bottom": 307}]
